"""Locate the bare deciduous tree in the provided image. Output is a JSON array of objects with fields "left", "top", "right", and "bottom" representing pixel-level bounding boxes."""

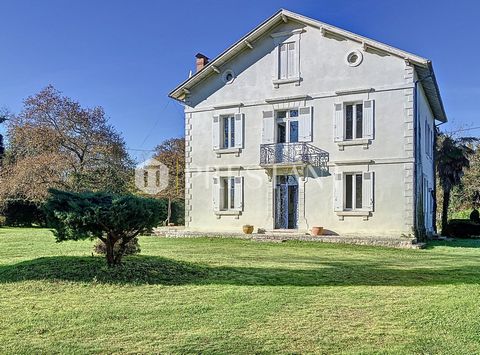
[
  {"left": 0, "top": 85, "right": 134, "bottom": 202},
  {"left": 153, "top": 137, "right": 185, "bottom": 225}
]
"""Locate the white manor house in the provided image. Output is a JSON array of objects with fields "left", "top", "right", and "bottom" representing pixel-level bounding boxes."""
[{"left": 169, "top": 9, "right": 446, "bottom": 238}]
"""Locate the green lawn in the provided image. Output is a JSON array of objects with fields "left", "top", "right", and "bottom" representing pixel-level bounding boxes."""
[{"left": 1, "top": 228, "right": 480, "bottom": 354}]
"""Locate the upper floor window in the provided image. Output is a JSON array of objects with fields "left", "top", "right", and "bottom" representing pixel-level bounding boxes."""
[
  {"left": 271, "top": 29, "right": 303, "bottom": 87},
  {"left": 334, "top": 100, "right": 375, "bottom": 146},
  {"left": 345, "top": 103, "right": 363, "bottom": 140},
  {"left": 278, "top": 42, "right": 297, "bottom": 79},
  {"left": 262, "top": 107, "right": 312, "bottom": 144},
  {"left": 212, "top": 113, "right": 244, "bottom": 152},
  {"left": 276, "top": 109, "right": 299, "bottom": 143},
  {"left": 222, "top": 116, "right": 235, "bottom": 149}
]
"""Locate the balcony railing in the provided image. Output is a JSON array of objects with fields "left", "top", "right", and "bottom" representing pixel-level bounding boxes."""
[{"left": 260, "top": 142, "right": 329, "bottom": 168}]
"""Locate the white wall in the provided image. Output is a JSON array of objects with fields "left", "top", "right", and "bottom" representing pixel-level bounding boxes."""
[
  {"left": 416, "top": 78, "right": 436, "bottom": 232},
  {"left": 183, "top": 20, "right": 421, "bottom": 237}
]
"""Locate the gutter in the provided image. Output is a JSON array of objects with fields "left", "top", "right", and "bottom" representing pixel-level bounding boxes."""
[{"left": 413, "top": 74, "right": 432, "bottom": 239}]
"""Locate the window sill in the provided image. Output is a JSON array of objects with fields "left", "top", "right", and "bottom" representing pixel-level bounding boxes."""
[
  {"left": 214, "top": 148, "right": 241, "bottom": 157},
  {"left": 336, "top": 210, "right": 372, "bottom": 221},
  {"left": 273, "top": 77, "right": 301, "bottom": 88},
  {"left": 337, "top": 139, "right": 371, "bottom": 151},
  {"left": 215, "top": 210, "right": 242, "bottom": 219}
]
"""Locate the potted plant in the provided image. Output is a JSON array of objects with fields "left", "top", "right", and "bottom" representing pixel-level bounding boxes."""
[
  {"left": 310, "top": 226, "right": 324, "bottom": 236},
  {"left": 243, "top": 224, "right": 254, "bottom": 234}
]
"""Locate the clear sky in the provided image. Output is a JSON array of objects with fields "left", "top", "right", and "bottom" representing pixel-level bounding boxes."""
[{"left": 0, "top": 0, "right": 478, "bottom": 162}]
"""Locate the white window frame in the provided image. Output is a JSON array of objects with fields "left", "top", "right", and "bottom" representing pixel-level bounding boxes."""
[
  {"left": 344, "top": 172, "right": 363, "bottom": 211},
  {"left": 271, "top": 29, "right": 303, "bottom": 87},
  {"left": 221, "top": 115, "right": 235, "bottom": 149},
  {"left": 344, "top": 102, "right": 363, "bottom": 141},
  {"left": 275, "top": 109, "right": 299, "bottom": 143},
  {"left": 220, "top": 176, "right": 236, "bottom": 211}
]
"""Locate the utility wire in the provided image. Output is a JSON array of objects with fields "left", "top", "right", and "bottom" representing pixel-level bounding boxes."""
[{"left": 446, "top": 126, "right": 480, "bottom": 134}]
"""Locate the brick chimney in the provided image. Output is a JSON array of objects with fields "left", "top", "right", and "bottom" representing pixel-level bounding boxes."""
[{"left": 195, "top": 53, "right": 209, "bottom": 72}]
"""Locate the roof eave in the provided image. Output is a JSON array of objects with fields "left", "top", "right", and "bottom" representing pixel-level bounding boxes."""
[
  {"left": 426, "top": 61, "right": 448, "bottom": 122},
  {"left": 169, "top": 9, "right": 447, "bottom": 123}
]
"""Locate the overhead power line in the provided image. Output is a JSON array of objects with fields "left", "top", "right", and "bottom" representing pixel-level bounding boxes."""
[{"left": 447, "top": 126, "right": 480, "bottom": 134}]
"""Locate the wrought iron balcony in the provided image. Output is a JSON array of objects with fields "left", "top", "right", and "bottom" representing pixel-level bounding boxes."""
[{"left": 260, "top": 142, "right": 329, "bottom": 168}]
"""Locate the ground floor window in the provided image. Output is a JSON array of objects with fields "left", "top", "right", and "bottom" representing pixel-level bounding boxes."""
[
  {"left": 220, "top": 177, "right": 235, "bottom": 211},
  {"left": 345, "top": 173, "right": 363, "bottom": 210},
  {"left": 334, "top": 171, "right": 374, "bottom": 213}
]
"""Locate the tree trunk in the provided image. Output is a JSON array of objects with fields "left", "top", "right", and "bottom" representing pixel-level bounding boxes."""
[
  {"left": 114, "top": 237, "right": 129, "bottom": 265},
  {"left": 105, "top": 237, "right": 115, "bottom": 267},
  {"left": 441, "top": 188, "right": 451, "bottom": 234},
  {"left": 165, "top": 197, "right": 172, "bottom": 225}
]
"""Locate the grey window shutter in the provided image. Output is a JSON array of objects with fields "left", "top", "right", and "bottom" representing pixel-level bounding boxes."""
[
  {"left": 234, "top": 113, "right": 244, "bottom": 149},
  {"left": 298, "top": 106, "right": 313, "bottom": 142},
  {"left": 334, "top": 103, "right": 344, "bottom": 142},
  {"left": 262, "top": 111, "right": 275, "bottom": 144},
  {"left": 212, "top": 116, "right": 221, "bottom": 150},
  {"left": 362, "top": 172, "right": 374, "bottom": 211},
  {"left": 363, "top": 100, "right": 374, "bottom": 140},
  {"left": 212, "top": 177, "right": 220, "bottom": 212},
  {"left": 234, "top": 176, "right": 244, "bottom": 211},
  {"left": 334, "top": 173, "right": 343, "bottom": 212}
]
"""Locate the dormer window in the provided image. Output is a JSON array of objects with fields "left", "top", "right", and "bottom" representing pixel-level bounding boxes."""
[
  {"left": 271, "top": 28, "right": 303, "bottom": 87},
  {"left": 279, "top": 42, "right": 297, "bottom": 79}
]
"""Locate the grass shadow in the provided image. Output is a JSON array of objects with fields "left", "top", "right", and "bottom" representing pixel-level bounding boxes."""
[
  {"left": 426, "top": 238, "right": 480, "bottom": 249},
  {"left": 0, "top": 255, "right": 479, "bottom": 287}
]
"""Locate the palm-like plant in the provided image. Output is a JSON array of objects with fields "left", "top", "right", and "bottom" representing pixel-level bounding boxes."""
[{"left": 436, "top": 133, "right": 477, "bottom": 232}]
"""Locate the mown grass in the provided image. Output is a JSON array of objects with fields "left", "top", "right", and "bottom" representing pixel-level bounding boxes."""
[{"left": 0, "top": 228, "right": 480, "bottom": 354}]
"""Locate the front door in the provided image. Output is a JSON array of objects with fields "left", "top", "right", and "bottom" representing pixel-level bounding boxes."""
[{"left": 274, "top": 175, "right": 298, "bottom": 229}]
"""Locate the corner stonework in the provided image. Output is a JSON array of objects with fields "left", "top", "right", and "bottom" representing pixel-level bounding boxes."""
[
  {"left": 403, "top": 63, "right": 415, "bottom": 232},
  {"left": 184, "top": 112, "right": 193, "bottom": 226}
]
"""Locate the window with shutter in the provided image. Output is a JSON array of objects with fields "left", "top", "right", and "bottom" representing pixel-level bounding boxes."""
[
  {"left": 212, "top": 116, "right": 220, "bottom": 150},
  {"left": 234, "top": 113, "right": 244, "bottom": 149},
  {"left": 334, "top": 171, "right": 374, "bottom": 212},
  {"left": 362, "top": 100, "right": 374, "bottom": 140},
  {"left": 234, "top": 177, "right": 244, "bottom": 211},
  {"left": 335, "top": 100, "right": 374, "bottom": 143},
  {"left": 298, "top": 107, "right": 312, "bottom": 142},
  {"left": 277, "top": 42, "right": 298, "bottom": 80},
  {"left": 215, "top": 176, "right": 243, "bottom": 212},
  {"left": 333, "top": 173, "right": 343, "bottom": 212},
  {"left": 262, "top": 111, "right": 275, "bottom": 144},
  {"left": 362, "top": 172, "right": 374, "bottom": 211},
  {"left": 212, "top": 177, "right": 220, "bottom": 212},
  {"left": 334, "top": 104, "right": 344, "bottom": 142},
  {"left": 214, "top": 114, "right": 245, "bottom": 152}
]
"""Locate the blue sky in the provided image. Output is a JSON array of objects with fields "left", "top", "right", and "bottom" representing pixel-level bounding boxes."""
[{"left": 0, "top": 0, "right": 478, "bottom": 161}]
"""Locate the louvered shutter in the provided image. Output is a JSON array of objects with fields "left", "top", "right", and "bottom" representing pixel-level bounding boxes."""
[
  {"left": 287, "top": 42, "right": 295, "bottom": 78},
  {"left": 262, "top": 111, "right": 275, "bottom": 144},
  {"left": 280, "top": 44, "right": 287, "bottom": 79},
  {"left": 363, "top": 100, "right": 374, "bottom": 140},
  {"left": 234, "top": 113, "right": 244, "bottom": 148},
  {"left": 213, "top": 177, "right": 220, "bottom": 212},
  {"left": 234, "top": 176, "right": 244, "bottom": 211},
  {"left": 334, "top": 103, "right": 344, "bottom": 142},
  {"left": 212, "top": 116, "right": 221, "bottom": 150},
  {"left": 298, "top": 107, "right": 313, "bottom": 142},
  {"left": 362, "top": 172, "right": 374, "bottom": 211},
  {"left": 334, "top": 173, "right": 343, "bottom": 212}
]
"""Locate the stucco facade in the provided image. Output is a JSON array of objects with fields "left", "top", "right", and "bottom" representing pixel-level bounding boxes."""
[{"left": 170, "top": 10, "right": 447, "bottom": 238}]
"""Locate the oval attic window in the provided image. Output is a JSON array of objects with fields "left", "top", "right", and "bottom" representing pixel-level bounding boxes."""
[
  {"left": 222, "top": 69, "right": 235, "bottom": 84},
  {"left": 346, "top": 50, "right": 363, "bottom": 67}
]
